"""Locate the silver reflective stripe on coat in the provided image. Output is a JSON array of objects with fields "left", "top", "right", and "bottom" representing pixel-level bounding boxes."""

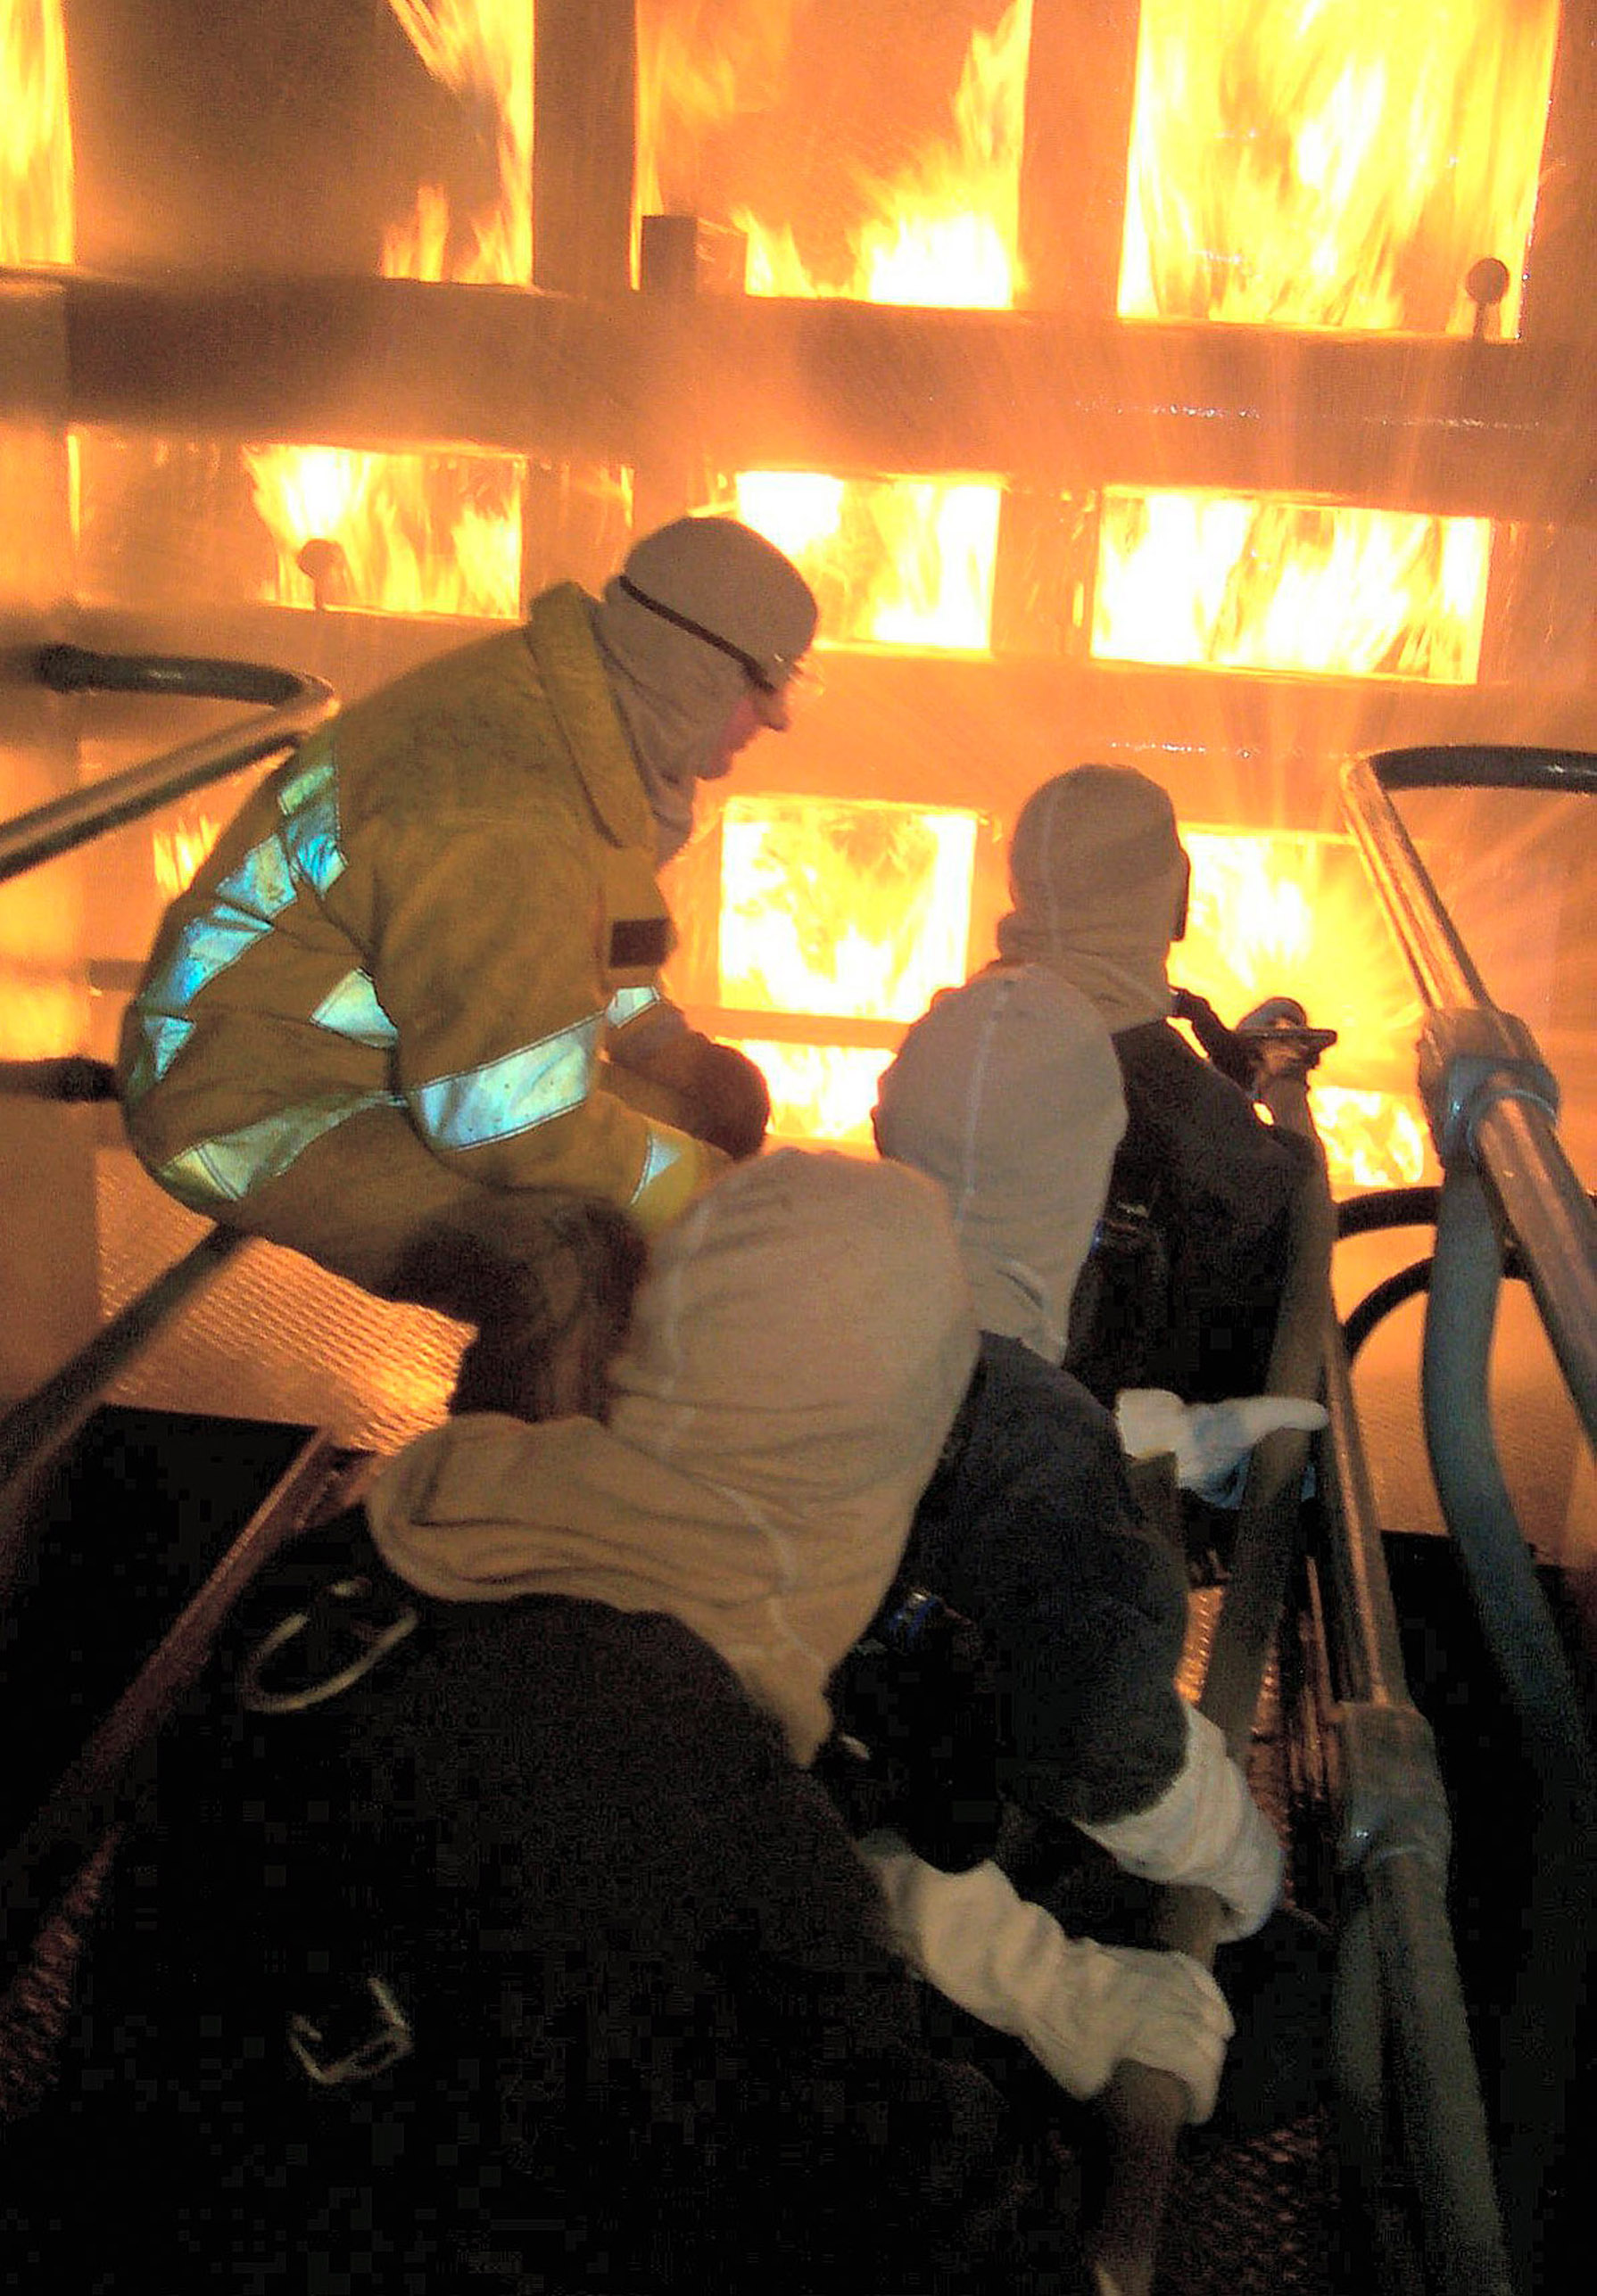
[
  {"left": 630, "top": 1122, "right": 691, "bottom": 1205},
  {"left": 156, "top": 1089, "right": 401, "bottom": 1210},
  {"left": 409, "top": 1012, "right": 603, "bottom": 1153},
  {"left": 310, "top": 969, "right": 398, "bottom": 1048},
  {"left": 605, "top": 984, "right": 660, "bottom": 1029},
  {"left": 123, "top": 756, "right": 350, "bottom": 1109}
]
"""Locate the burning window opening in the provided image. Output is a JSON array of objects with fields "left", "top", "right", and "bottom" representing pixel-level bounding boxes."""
[
  {"left": 243, "top": 444, "right": 526, "bottom": 622},
  {"left": 731, "top": 1041, "right": 899, "bottom": 1151},
  {"left": 718, "top": 794, "right": 982, "bottom": 1023},
  {"left": 1093, "top": 489, "right": 1493, "bottom": 682},
  {"left": 710, "top": 803, "right": 1432, "bottom": 1188},
  {"left": 1, "top": 0, "right": 74, "bottom": 266},
  {"left": 244, "top": 2, "right": 534, "bottom": 619},
  {"left": 734, "top": 471, "right": 1003, "bottom": 652},
  {"left": 638, "top": 0, "right": 1032, "bottom": 308},
  {"left": 1118, "top": 0, "right": 1560, "bottom": 335}
]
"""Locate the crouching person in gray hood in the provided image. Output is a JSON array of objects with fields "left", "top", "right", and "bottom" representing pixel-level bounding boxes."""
[{"left": 15, "top": 1155, "right": 1114, "bottom": 2296}]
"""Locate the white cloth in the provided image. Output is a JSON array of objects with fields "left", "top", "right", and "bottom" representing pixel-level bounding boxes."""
[
  {"left": 367, "top": 1150, "right": 979, "bottom": 1765},
  {"left": 1074, "top": 1701, "right": 1283, "bottom": 1941},
  {"left": 1115, "top": 1388, "right": 1328, "bottom": 1502},
  {"left": 860, "top": 1835, "right": 1234, "bottom": 2123},
  {"left": 873, "top": 965, "right": 1126, "bottom": 1363}
]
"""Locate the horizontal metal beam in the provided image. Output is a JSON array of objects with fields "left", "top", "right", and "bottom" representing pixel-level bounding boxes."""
[{"left": 46, "top": 271, "right": 1597, "bottom": 522}]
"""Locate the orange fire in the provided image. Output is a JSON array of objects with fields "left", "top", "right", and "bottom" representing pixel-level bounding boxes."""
[
  {"left": 735, "top": 472, "right": 1002, "bottom": 652},
  {"left": 713, "top": 794, "right": 981, "bottom": 1144},
  {"left": 1094, "top": 489, "right": 1493, "bottom": 681},
  {"left": 1178, "top": 828, "right": 1432, "bottom": 1189},
  {"left": 1119, "top": 0, "right": 1560, "bottom": 334},
  {"left": 245, "top": 0, "right": 533, "bottom": 618},
  {"left": 152, "top": 813, "right": 223, "bottom": 903},
  {"left": 646, "top": 2, "right": 1034, "bottom": 647},
  {"left": 1, "top": 0, "right": 74, "bottom": 265},
  {"left": 711, "top": 808, "right": 1431, "bottom": 1185}
]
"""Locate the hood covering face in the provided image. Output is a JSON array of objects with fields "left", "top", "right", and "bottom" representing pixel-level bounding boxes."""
[
  {"left": 592, "top": 516, "right": 818, "bottom": 863},
  {"left": 996, "top": 765, "right": 1188, "bottom": 1033},
  {"left": 366, "top": 1148, "right": 977, "bottom": 1763},
  {"left": 873, "top": 967, "right": 1126, "bottom": 1362}
]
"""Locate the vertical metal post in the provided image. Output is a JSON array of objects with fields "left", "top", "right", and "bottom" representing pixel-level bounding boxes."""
[{"left": 532, "top": 0, "right": 636, "bottom": 298}]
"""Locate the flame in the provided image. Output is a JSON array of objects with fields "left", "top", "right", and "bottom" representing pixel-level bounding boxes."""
[
  {"left": 634, "top": 1, "right": 798, "bottom": 232},
  {"left": 381, "top": 0, "right": 533, "bottom": 284},
  {"left": 1309, "top": 1085, "right": 1430, "bottom": 1193},
  {"left": 712, "top": 793, "right": 979, "bottom": 1146},
  {"left": 153, "top": 813, "right": 223, "bottom": 903},
  {"left": 641, "top": 5, "right": 1031, "bottom": 648},
  {"left": 720, "top": 795, "right": 979, "bottom": 1022},
  {"left": 0, "top": 0, "right": 73, "bottom": 264},
  {"left": 244, "top": 442, "right": 524, "bottom": 619},
  {"left": 1178, "top": 827, "right": 1432, "bottom": 1190},
  {"left": 735, "top": 471, "right": 1001, "bottom": 651},
  {"left": 1119, "top": 0, "right": 1560, "bottom": 334},
  {"left": 731, "top": 5, "right": 1031, "bottom": 641},
  {"left": 245, "top": 3, "right": 532, "bottom": 616},
  {"left": 1094, "top": 489, "right": 1491, "bottom": 681},
  {"left": 733, "top": 0, "right": 1034, "bottom": 308},
  {"left": 730, "top": 1041, "right": 892, "bottom": 1149}
]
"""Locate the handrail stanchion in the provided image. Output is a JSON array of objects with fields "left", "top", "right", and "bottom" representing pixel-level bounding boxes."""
[
  {"left": 1088, "top": 1068, "right": 1335, "bottom": 2296},
  {"left": 1321, "top": 1320, "right": 1516, "bottom": 2293}
]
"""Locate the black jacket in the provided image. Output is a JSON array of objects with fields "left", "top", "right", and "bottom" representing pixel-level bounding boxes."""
[
  {"left": 9, "top": 1515, "right": 1087, "bottom": 2295},
  {"left": 1069, "top": 1019, "right": 1313, "bottom": 1405}
]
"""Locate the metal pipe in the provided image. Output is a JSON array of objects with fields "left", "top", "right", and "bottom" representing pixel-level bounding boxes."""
[
  {"left": 1320, "top": 1332, "right": 1409, "bottom": 1712},
  {"left": 1340, "top": 757, "right": 1494, "bottom": 1012},
  {"left": 1321, "top": 1308, "right": 1515, "bottom": 2289},
  {"left": 1468, "top": 1094, "right": 1597, "bottom": 1449},
  {"left": 1341, "top": 749, "right": 1597, "bottom": 1450},
  {"left": 1090, "top": 1073, "right": 1336, "bottom": 2294},
  {"left": 1201, "top": 1070, "right": 1337, "bottom": 1757},
  {"left": 0, "top": 1427, "right": 343, "bottom": 1991},
  {"left": 1368, "top": 1849, "right": 1517, "bottom": 2296},
  {"left": 0, "top": 1226, "right": 248, "bottom": 1509},
  {"left": 1, "top": 648, "right": 336, "bottom": 886}
]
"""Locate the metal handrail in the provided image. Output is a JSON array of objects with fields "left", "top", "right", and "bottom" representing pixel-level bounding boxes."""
[
  {"left": 1340, "top": 743, "right": 1596, "bottom": 2291},
  {"left": 0, "top": 645, "right": 336, "bottom": 885},
  {"left": 0, "top": 648, "right": 338, "bottom": 1507},
  {"left": 1320, "top": 1320, "right": 1515, "bottom": 2293},
  {"left": 1341, "top": 749, "right": 1597, "bottom": 1447},
  {"left": 1089, "top": 1067, "right": 1336, "bottom": 2296}
]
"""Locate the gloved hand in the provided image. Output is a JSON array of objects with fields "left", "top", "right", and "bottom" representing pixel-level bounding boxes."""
[
  {"left": 610, "top": 1028, "right": 771, "bottom": 1160},
  {"left": 1115, "top": 1387, "right": 1328, "bottom": 1503},
  {"left": 679, "top": 1037, "right": 771, "bottom": 1160},
  {"left": 859, "top": 1833, "right": 1234, "bottom": 2123},
  {"left": 1074, "top": 1702, "right": 1283, "bottom": 1942}
]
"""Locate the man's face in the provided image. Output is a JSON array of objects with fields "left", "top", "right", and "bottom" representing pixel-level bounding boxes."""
[{"left": 702, "top": 683, "right": 788, "bottom": 780}]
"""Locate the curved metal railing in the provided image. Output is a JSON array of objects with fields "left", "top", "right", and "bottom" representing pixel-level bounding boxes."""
[
  {"left": 1, "top": 645, "right": 335, "bottom": 886},
  {"left": 1338, "top": 743, "right": 1595, "bottom": 2291},
  {"left": 0, "top": 648, "right": 337, "bottom": 1505}
]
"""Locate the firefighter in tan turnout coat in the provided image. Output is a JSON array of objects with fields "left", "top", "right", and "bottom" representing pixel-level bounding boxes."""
[{"left": 117, "top": 516, "right": 817, "bottom": 1320}]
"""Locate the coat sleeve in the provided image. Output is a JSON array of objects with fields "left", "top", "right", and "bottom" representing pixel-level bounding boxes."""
[{"left": 362, "top": 811, "right": 718, "bottom": 1232}]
